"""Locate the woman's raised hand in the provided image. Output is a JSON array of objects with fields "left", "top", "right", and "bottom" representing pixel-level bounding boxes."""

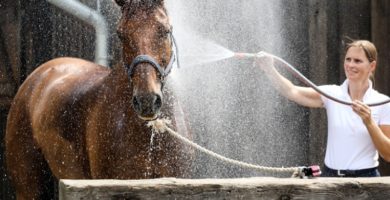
[{"left": 254, "top": 51, "right": 274, "bottom": 72}]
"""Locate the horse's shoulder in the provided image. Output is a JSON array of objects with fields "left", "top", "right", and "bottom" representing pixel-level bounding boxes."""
[
  {"left": 23, "top": 57, "right": 111, "bottom": 121},
  {"left": 37, "top": 57, "right": 109, "bottom": 88},
  {"left": 45, "top": 57, "right": 110, "bottom": 75}
]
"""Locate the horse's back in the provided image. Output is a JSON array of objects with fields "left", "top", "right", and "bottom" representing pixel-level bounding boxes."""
[
  {"left": 24, "top": 57, "right": 109, "bottom": 103},
  {"left": 9, "top": 57, "right": 106, "bottom": 131}
]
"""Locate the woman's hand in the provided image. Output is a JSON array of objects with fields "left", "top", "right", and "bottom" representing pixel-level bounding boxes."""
[
  {"left": 352, "top": 100, "right": 372, "bottom": 124},
  {"left": 353, "top": 100, "right": 390, "bottom": 161},
  {"left": 253, "top": 51, "right": 274, "bottom": 72}
]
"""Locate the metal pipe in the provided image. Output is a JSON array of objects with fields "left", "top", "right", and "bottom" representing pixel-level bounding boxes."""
[
  {"left": 235, "top": 52, "right": 390, "bottom": 107},
  {"left": 47, "top": 0, "right": 108, "bottom": 67}
]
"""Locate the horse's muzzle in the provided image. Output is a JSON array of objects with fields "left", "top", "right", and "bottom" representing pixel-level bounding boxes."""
[{"left": 132, "top": 93, "right": 162, "bottom": 120}]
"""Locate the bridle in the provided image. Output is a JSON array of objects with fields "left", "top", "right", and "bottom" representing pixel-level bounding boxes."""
[{"left": 125, "top": 27, "right": 179, "bottom": 88}]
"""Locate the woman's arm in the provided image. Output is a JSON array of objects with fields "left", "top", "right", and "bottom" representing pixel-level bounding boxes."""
[
  {"left": 254, "top": 52, "right": 323, "bottom": 108},
  {"left": 378, "top": 125, "right": 390, "bottom": 161},
  {"left": 352, "top": 101, "right": 390, "bottom": 161}
]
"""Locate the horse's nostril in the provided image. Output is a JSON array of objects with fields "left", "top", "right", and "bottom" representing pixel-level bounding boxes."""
[
  {"left": 154, "top": 95, "right": 162, "bottom": 110},
  {"left": 132, "top": 93, "right": 162, "bottom": 117},
  {"left": 132, "top": 96, "right": 140, "bottom": 111}
]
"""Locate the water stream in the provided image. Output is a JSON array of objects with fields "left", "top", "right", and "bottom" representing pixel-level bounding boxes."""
[
  {"left": 176, "top": 36, "right": 235, "bottom": 68},
  {"left": 166, "top": 0, "right": 311, "bottom": 178}
]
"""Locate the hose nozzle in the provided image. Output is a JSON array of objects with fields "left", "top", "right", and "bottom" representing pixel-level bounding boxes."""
[
  {"left": 234, "top": 52, "right": 257, "bottom": 59},
  {"left": 234, "top": 51, "right": 267, "bottom": 59}
]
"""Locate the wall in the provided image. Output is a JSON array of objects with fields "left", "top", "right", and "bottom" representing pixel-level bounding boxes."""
[
  {"left": 0, "top": 0, "right": 20, "bottom": 198},
  {"left": 372, "top": 0, "right": 390, "bottom": 175}
]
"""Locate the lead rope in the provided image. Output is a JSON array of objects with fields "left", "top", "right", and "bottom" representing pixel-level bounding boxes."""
[{"left": 147, "top": 118, "right": 321, "bottom": 178}]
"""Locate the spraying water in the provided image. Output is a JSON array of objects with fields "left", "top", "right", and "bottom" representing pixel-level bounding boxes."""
[
  {"left": 177, "top": 36, "right": 235, "bottom": 67},
  {"left": 146, "top": 131, "right": 157, "bottom": 177},
  {"left": 166, "top": 0, "right": 311, "bottom": 178}
]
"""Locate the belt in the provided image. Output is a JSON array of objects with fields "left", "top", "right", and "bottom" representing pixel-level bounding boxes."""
[{"left": 325, "top": 165, "right": 378, "bottom": 177}]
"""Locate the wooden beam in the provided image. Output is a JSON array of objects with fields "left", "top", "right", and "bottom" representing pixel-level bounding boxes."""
[{"left": 60, "top": 177, "right": 390, "bottom": 200}]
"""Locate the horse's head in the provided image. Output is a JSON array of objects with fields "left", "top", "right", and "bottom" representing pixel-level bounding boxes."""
[{"left": 115, "top": 0, "right": 175, "bottom": 120}]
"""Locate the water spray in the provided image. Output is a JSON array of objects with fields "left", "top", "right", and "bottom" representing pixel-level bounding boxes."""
[{"left": 234, "top": 51, "right": 390, "bottom": 107}]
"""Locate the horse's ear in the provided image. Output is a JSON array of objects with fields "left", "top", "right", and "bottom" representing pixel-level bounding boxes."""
[{"left": 114, "top": 0, "right": 129, "bottom": 7}]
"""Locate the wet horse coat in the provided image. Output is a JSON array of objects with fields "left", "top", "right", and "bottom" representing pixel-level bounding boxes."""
[{"left": 5, "top": 1, "right": 192, "bottom": 199}]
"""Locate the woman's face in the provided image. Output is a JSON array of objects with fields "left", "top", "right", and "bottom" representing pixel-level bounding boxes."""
[{"left": 344, "top": 46, "right": 375, "bottom": 82}]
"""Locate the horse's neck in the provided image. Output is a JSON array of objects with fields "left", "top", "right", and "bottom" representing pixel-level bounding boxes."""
[
  {"left": 94, "top": 67, "right": 133, "bottom": 112},
  {"left": 93, "top": 67, "right": 141, "bottom": 128},
  {"left": 104, "top": 67, "right": 132, "bottom": 94}
]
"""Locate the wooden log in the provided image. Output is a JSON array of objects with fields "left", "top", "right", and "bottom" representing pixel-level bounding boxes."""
[{"left": 60, "top": 177, "right": 390, "bottom": 200}]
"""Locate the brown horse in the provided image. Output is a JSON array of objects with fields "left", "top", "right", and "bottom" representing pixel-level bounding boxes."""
[{"left": 5, "top": 0, "right": 193, "bottom": 199}]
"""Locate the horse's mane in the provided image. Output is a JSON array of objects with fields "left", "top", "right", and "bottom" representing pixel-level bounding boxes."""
[{"left": 123, "top": 0, "right": 165, "bottom": 16}]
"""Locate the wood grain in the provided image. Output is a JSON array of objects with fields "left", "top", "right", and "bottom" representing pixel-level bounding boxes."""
[{"left": 60, "top": 177, "right": 390, "bottom": 200}]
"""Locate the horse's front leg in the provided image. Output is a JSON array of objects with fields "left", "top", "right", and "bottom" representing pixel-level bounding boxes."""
[
  {"left": 86, "top": 129, "right": 158, "bottom": 179},
  {"left": 87, "top": 142, "right": 153, "bottom": 179}
]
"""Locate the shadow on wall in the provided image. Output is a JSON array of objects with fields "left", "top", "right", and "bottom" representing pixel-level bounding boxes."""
[{"left": 0, "top": 109, "right": 15, "bottom": 200}]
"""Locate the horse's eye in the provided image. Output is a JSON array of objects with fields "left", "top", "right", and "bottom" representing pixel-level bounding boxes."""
[
  {"left": 117, "top": 29, "right": 125, "bottom": 40},
  {"left": 158, "top": 25, "right": 170, "bottom": 38}
]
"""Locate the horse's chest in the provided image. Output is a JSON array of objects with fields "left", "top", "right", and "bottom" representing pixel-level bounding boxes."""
[{"left": 100, "top": 127, "right": 179, "bottom": 178}]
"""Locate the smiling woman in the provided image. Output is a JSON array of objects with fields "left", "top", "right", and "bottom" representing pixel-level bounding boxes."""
[
  {"left": 254, "top": 40, "right": 390, "bottom": 177},
  {"left": 343, "top": 40, "right": 377, "bottom": 86}
]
